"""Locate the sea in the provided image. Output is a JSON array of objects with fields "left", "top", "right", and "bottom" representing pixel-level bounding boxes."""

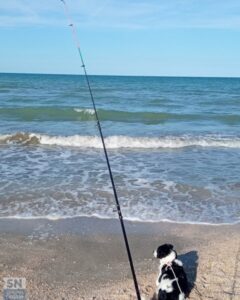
[{"left": 0, "top": 73, "right": 239, "bottom": 224}]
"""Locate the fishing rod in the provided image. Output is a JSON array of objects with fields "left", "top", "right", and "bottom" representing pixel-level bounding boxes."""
[{"left": 59, "top": 1, "right": 141, "bottom": 299}]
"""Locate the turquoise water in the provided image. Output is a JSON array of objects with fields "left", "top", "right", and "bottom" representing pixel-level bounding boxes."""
[{"left": 0, "top": 73, "right": 240, "bottom": 224}]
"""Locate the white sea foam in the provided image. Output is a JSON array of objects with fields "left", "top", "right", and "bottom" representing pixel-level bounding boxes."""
[
  {"left": 0, "top": 214, "right": 238, "bottom": 226},
  {"left": 74, "top": 108, "right": 95, "bottom": 115},
  {"left": 0, "top": 134, "right": 11, "bottom": 141},
  {"left": 33, "top": 134, "right": 240, "bottom": 149},
  {"left": 0, "top": 146, "right": 239, "bottom": 224},
  {"left": 1, "top": 133, "right": 240, "bottom": 149}
]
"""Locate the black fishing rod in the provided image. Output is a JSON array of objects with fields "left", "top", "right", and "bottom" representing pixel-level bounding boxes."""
[{"left": 59, "top": 1, "right": 141, "bottom": 299}]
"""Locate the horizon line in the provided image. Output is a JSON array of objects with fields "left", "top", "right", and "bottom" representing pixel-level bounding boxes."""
[{"left": 1, "top": 71, "right": 240, "bottom": 79}]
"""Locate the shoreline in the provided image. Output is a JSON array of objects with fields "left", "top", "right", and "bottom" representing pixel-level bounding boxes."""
[
  {"left": 0, "top": 214, "right": 239, "bottom": 226},
  {"left": 0, "top": 217, "right": 239, "bottom": 299}
]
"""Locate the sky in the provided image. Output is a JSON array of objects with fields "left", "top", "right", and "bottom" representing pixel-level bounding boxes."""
[{"left": 0, "top": 0, "right": 240, "bottom": 77}]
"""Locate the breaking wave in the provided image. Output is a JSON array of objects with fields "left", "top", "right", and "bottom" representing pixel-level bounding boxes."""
[
  {"left": 0, "top": 107, "right": 240, "bottom": 124},
  {"left": 1, "top": 132, "right": 240, "bottom": 149},
  {"left": 73, "top": 108, "right": 95, "bottom": 115}
]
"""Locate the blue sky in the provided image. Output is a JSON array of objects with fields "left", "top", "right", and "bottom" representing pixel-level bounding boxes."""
[{"left": 1, "top": 0, "right": 240, "bottom": 77}]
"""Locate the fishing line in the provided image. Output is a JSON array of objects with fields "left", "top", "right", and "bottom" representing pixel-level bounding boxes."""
[{"left": 59, "top": 1, "right": 141, "bottom": 299}]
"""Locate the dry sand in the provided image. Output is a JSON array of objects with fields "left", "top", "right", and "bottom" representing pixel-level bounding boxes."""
[{"left": 0, "top": 217, "right": 239, "bottom": 299}]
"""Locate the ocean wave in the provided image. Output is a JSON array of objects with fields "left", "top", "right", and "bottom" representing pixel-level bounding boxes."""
[
  {"left": 0, "top": 215, "right": 238, "bottom": 225},
  {"left": 1, "top": 132, "right": 240, "bottom": 149},
  {"left": 0, "top": 107, "right": 240, "bottom": 124},
  {"left": 0, "top": 107, "right": 96, "bottom": 122},
  {"left": 74, "top": 108, "right": 95, "bottom": 115}
]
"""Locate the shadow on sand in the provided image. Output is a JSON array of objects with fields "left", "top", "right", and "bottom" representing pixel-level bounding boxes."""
[{"left": 179, "top": 250, "right": 199, "bottom": 296}]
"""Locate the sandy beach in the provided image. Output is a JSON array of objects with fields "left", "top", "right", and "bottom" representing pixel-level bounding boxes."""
[{"left": 0, "top": 217, "right": 239, "bottom": 299}]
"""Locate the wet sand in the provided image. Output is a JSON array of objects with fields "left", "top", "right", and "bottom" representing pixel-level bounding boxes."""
[{"left": 0, "top": 217, "right": 239, "bottom": 299}]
